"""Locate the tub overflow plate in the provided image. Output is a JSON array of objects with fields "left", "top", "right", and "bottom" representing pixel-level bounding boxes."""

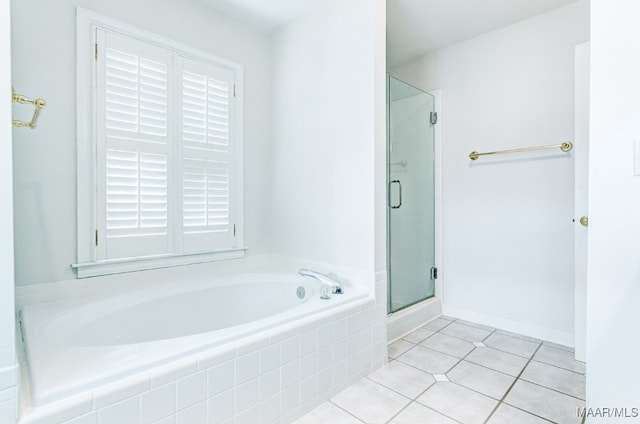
[{"left": 297, "top": 286, "right": 306, "bottom": 299}]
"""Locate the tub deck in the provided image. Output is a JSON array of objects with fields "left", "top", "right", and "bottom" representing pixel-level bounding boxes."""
[{"left": 20, "top": 273, "right": 367, "bottom": 408}]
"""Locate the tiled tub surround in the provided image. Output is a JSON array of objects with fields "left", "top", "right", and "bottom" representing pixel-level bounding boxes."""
[
  {"left": 16, "top": 271, "right": 389, "bottom": 424},
  {"left": 0, "top": 365, "right": 18, "bottom": 423},
  {"left": 298, "top": 317, "right": 586, "bottom": 424}
]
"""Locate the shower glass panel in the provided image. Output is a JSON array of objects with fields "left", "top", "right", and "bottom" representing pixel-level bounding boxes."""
[{"left": 387, "top": 75, "right": 436, "bottom": 314}]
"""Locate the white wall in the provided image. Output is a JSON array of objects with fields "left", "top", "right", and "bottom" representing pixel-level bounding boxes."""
[
  {"left": 1, "top": 0, "right": 17, "bottom": 421},
  {"left": 587, "top": 0, "right": 640, "bottom": 411},
  {"left": 269, "top": 0, "right": 385, "bottom": 283},
  {"left": 11, "top": 0, "right": 271, "bottom": 285},
  {"left": 392, "top": 1, "right": 589, "bottom": 343}
]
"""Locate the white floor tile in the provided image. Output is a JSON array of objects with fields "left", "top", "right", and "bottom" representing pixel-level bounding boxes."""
[
  {"left": 388, "top": 339, "right": 414, "bottom": 359},
  {"left": 402, "top": 328, "right": 435, "bottom": 344},
  {"left": 447, "top": 360, "right": 515, "bottom": 400},
  {"left": 417, "top": 382, "right": 498, "bottom": 424},
  {"left": 504, "top": 380, "right": 584, "bottom": 424},
  {"left": 422, "top": 318, "right": 453, "bottom": 332},
  {"left": 296, "top": 318, "right": 586, "bottom": 424},
  {"left": 420, "top": 333, "right": 475, "bottom": 358},
  {"left": 521, "top": 361, "right": 586, "bottom": 399},
  {"left": 367, "top": 361, "right": 435, "bottom": 399},
  {"left": 331, "top": 378, "right": 410, "bottom": 423},
  {"left": 389, "top": 402, "right": 458, "bottom": 424},
  {"left": 494, "top": 329, "right": 541, "bottom": 344},
  {"left": 543, "top": 340, "right": 574, "bottom": 352},
  {"left": 487, "top": 403, "right": 549, "bottom": 424},
  {"left": 294, "top": 402, "right": 362, "bottom": 424},
  {"left": 484, "top": 332, "right": 540, "bottom": 358},
  {"left": 466, "top": 347, "right": 528, "bottom": 376},
  {"left": 455, "top": 319, "right": 495, "bottom": 331},
  {"left": 396, "top": 345, "right": 460, "bottom": 374},
  {"left": 533, "top": 345, "right": 586, "bottom": 374},
  {"left": 439, "top": 322, "right": 492, "bottom": 342}
]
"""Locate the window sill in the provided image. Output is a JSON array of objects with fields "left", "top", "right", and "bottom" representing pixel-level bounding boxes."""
[{"left": 71, "top": 247, "right": 247, "bottom": 279}]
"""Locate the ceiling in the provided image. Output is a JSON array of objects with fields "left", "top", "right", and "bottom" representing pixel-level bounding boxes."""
[
  {"left": 200, "top": 0, "right": 580, "bottom": 66},
  {"left": 196, "top": 0, "right": 321, "bottom": 33},
  {"left": 387, "top": 0, "right": 580, "bottom": 67}
]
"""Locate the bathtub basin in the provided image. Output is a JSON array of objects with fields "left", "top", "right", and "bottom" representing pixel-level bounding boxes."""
[{"left": 19, "top": 272, "right": 366, "bottom": 407}]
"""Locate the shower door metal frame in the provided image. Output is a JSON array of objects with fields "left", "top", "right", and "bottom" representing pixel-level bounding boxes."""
[{"left": 386, "top": 75, "right": 439, "bottom": 315}]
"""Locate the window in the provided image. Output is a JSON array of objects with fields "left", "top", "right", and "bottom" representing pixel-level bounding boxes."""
[{"left": 74, "top": 9, "right": 244, "bottom": 278}]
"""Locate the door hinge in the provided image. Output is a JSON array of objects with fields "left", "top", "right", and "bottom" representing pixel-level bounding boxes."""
[
  {"left": 95, "top": 43, "right": 98, "bottom": 60},
  {"left": 430, "top": 112, "right": 438, "bottom": 125},
  {"left": 95, "top": 230, "right": 99, "bottom": 246},
  {"left": 233, "top": 84, "right": 236, "bottom": 98},
  {"left": 430, "top": 267, "right": 438, "bottom": 280},
  {"left": 233, "top": 224, "right": 236, "bottom": 237}
]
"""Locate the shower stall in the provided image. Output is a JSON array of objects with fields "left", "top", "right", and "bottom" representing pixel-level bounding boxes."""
[{"left": 387, "top": 75, "right": 439, "bottom": 329}]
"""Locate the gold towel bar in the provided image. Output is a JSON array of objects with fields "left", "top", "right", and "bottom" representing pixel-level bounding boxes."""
[
  {"left": 469, "top": 141, "right": 573, "bottom": 161},
  {"left": 12, "top": 89, "right": 46, "bottom": 129}
]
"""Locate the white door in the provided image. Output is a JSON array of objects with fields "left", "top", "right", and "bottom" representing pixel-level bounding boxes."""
[
  {"left": 574, "top": 42, "right": 589, "bottom": 362},
  {"left": 1, "top": 4, "right": 18, "bottom": 424}
]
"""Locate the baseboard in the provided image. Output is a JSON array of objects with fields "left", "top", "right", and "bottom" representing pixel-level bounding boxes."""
[{"left": 443, "top": 304, "right": 574, "bottom": 347}]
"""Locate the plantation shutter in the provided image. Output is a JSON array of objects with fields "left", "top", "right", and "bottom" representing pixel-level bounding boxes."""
[
  {"left": 179, "top": 58, "right": 236, "bottom": 253},
  {"left": 96, "top": 29, "right": 172, "bottom": 260}
]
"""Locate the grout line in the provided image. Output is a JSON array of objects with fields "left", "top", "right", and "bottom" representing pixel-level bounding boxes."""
[
  {"left": 479, "top": 345, "right": 539, "bottom": 360},
  {"left": 482, "top": 341, "right": 543, "bottom": 424},
  {"left": 479, "top": 334, "right": 542, "bottom": 359},
  {"left": 383, "top": 323, "right": 473, "bottom": 423},
  {"left": 497, "top": 403, "right": 556, "bottom": 423},
  {"left": 494, "top": 329, "right": 543, "bottom": 344},
  {"left": 515, "top": 378, "right": 586, "bottom": 402},
  {"left": 421, "top": 317, "right": 455, "bottom": 333},
  {"left": 381, "top": 319, "right": 584, "bottom": 424},
  {"left": 541, "top": 341, "right": 576, "bottom": 353},
  {"left": 383, "top": 400, "right": 414, "bottom": 424},
  {"left": 389, "top": 324, "right": 504, "bottom": 421},
  {"left": 363, "top": 375, "right": 418, "bottom": 401},
  {"left": 408, "top": 388, "right": 465, "bottom": 424},
  {"left": 455, "top": 320, "right": 496, "bottom": 332},
  {"left": 452, "top": 358, "right": 520, "bottom": 379},
  {"left": 431, "top": 325, "right": 495, "bottom": 345},
  {"left": 396, "top": 321, "right": 488, "bottom": 378},
  {"left": 439, "top": 326, "right": 496, "bottom": 374},
  {"left": 327, "top": 399, "right": 367, "bottom": 423},
  {"left": 530, "top": 357, "right": 586, "bottom": 375},
  {"left": 482, "top": 327, "right": 496, "bottom": 342},
  {"left": 384, "top": 400, "right": 465, "bottom": 424}
]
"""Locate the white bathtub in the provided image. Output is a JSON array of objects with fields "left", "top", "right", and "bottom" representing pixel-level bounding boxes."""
[{"left": 19, "top": 272, "right": 368, "bottom": 409}]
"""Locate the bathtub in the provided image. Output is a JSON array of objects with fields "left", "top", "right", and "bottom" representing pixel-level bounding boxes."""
[{"left": 19, "top": 272, "right": 370, "bottom": 412}]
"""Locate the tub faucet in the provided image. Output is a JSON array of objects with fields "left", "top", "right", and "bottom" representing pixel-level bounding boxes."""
[{"left": 298, "top": 268, "right": 344, "bottom": 295}]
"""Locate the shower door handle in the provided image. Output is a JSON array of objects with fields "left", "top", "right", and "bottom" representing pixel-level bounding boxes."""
[{"left": 389, "top": 180, "right": 402, "bottom": 209}]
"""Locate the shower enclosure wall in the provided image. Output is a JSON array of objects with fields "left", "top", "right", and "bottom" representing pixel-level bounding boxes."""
[{"left": 387, "top": 75, "right": 437, "bottom": 314}]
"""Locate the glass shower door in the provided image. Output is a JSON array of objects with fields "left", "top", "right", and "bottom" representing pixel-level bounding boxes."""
[{"left": 387, "top": 75, "right": 436, "bottom": 313}]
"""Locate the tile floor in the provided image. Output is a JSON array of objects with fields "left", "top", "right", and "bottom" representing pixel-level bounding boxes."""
[{"left": 295, "top": 316, "right": 586, "bottom": 424}]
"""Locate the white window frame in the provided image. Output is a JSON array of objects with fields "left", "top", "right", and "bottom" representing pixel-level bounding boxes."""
[{"left": 73, "top": 8, "right": 245, "bottom": 278}]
